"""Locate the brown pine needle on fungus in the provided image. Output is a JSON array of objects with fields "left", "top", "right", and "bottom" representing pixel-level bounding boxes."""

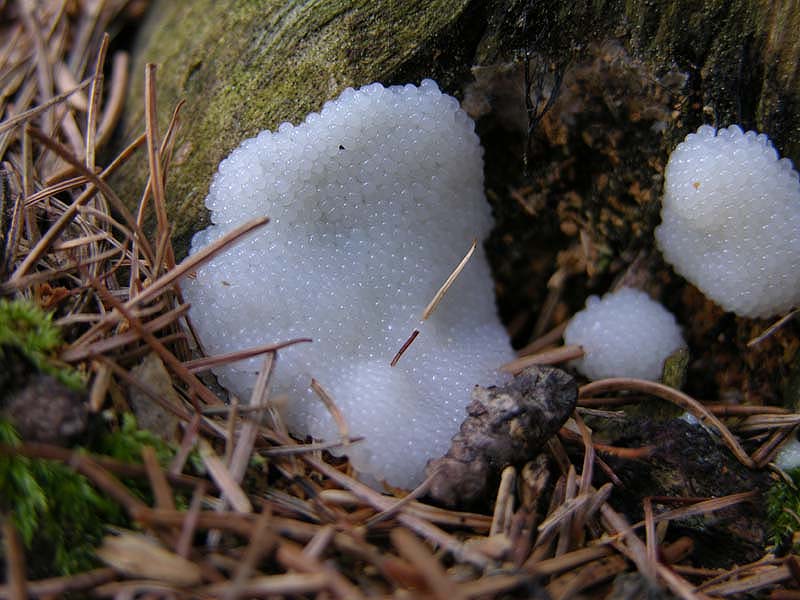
[
  {"left": 391, "top": 238, "right": 477, "bottom": 366},
  {"left": 390, "top": 328, "right": 419, "bottom": 366},
  {"left": 422, "top": 238, "right": 477, "bottom": 320}
]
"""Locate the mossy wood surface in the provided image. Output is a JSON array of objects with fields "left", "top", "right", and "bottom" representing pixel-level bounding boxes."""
[
  {"left": 115, "top": 0, "right": 481, "bottom": 253},
  {"left": 116, "top": 0, "right": 800, "bottom": 257}
]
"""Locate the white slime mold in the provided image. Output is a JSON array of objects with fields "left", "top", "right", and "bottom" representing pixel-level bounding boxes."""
[
  {"left": 564, "top": 287, "right": 685, "bottom": 381},
  {"left": 655, "top": 124, "right": 800, "bottom": 318},
  {"left": 184, "top": 80, "right": 513, "bottom": 489}
]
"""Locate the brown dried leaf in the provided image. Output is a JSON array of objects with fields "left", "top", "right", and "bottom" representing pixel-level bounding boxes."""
[{"left": 96, "top": 533, "right": 202, "bottom": 586}]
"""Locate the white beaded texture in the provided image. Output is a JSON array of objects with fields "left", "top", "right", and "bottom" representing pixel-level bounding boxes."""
[{"left": 184, "top": 80, "right": 513, "bottom": 489}]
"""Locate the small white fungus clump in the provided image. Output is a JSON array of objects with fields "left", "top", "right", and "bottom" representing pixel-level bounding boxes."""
[
  {"left": 184, "top": 80, "right": 513, "bottom": 489},
  {"left": 564, "top": 287, "right": 685, "bottom": 381},
  {"left": 775, "top": 434, "right": 800, "bottom": 472},
  {"left": 655, "top": 124, "right": 800, "bottom": 318}
]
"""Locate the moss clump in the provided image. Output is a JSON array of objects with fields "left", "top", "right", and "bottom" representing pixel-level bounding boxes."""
[
  {"left": 0, "top": 298, "right": 83, "bottom": 390},
  {"left": 93, "top": 413, "right": 204, "bottom": 509},
  {"left": 0, "top": 412, "right": 208, "bottom": 576},
  {"left": 766, "top": 468, "right": 800, "bottom": 552},
  {"left": 96, "top": 412, "right": 177, "bottom": 465},
  {"left": 0, "top": 419, "right": 123, "bottom": 576}
]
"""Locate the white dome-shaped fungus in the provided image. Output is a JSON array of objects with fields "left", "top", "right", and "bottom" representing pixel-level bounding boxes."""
[
  {"left": 775, "top": 435, "right": 800, "bottom": 472},
  {"left": 564, "top": 287, "right": 685, "bottom": 381},
  {"left": 655, "top": 124, "right": 800, "bottom": 318},
  {"left": 183, "top": 81, "right": 513, "bottom": 489}
]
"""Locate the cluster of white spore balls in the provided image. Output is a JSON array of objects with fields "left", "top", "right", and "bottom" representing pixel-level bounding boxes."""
[
  {"left": 655, "top": 124, "right": 800, "bottom": 318},
  {"left": 564, "top": 288, "right": 685, "bottom": 381},
  {"left": 184, "top": 80, "right": 513, "bottom": 489}
]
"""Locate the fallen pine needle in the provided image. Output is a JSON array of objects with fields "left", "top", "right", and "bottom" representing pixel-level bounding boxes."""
[
  {"left": 390, "top": 328, "right": 419, "bottom": 366},
  {"left": 579, "top": 378, "right": 756, "bottom": 468},
  {"left": 422, "top": 238, "right": 477, "bottom": 320},
  {"left": 501, "top": 344, "right": 584, "bottom": 374}
]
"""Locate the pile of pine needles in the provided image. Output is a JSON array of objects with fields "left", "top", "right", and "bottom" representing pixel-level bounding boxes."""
[{"left": 2, "top": 2, "right": 800, "bottom": 598}]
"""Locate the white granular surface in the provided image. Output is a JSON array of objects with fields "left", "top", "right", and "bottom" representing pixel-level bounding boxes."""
[
  {"left": 184, "top": 80, "right": 513, "bottom": 489},
  {"left": 655, "top": 124, "right": 800, "bottom": 318},
  {"left": 564, "top": 287, "right": 685, "bottom": 381},
  {"left": 775, "top": 434, "right": 800, "bottom": 472}
]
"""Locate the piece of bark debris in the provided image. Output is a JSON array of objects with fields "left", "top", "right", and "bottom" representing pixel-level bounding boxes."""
[
  {"left": 3, "top": 374, "right": 87, "bottom": 445},
  {"left": 426, "top": 365, "right": 577, "bottom": 506},
  {"left": 129, "top": 353, "right": 182, "bottom": 440}
]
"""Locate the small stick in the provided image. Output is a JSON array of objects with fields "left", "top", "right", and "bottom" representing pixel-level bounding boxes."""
[
  {"left": 558, "top": 427, "right": 654, "bottom": 459},
  {"left": 310, "top": 377, "right": 350, "bottom": 442},
  {"left": 84, "top": 33, "right": 108, "bottom": 170},
  {"left": 144, "top": 63, "right": 174, "bottom": 279},
  {"left": 751, "top": 425, "right": 794, "bottom": 467},
  {"left": 175, "top": 482, "right": 206, "bottom": 559},
  {"left": 390, "top": 328, "right": 418, "bottom": 367},
  {"left": 259, "top": 437, "right": 365, "bottom": 456},
  {"left": 643, "top": 497, "right": 657, "bottom": 571},
  {"left": 141, "top": 446, "right": 175, "bottom": 511},
  {"left": 517, "top": 321, "right": 568, "bottom": 357},
  {"left": 201, "top": 573, "right": 329, "bottom": 598},
  {"left": 229, "top": 353, "right": 275, "bottom": 482},
  {"left": 1, "top": 518, "right": 27, "bottom": 600},
  {"left": 600, "top": 503, "right": 658, "bottom": 588},
  {"left": 128, "top": 216, "right": 268, "bottom": 310},
  {"left": 277, "top": 541, "right": 366, "bottom": 600},
  {"left": 555, "top": 466, "right": 576, "bottom": 556},
  {"left": 1, "top": 441, "right": 208, "bottom": 492},
  {"left": 0, "top": 79, "right": 92, "bottom": 136},
  {"left": 224, "top": 397, "right": 239, "bottom": 464},
  {"left": 748, "top": 308, "right": 799, "bottom": 346},
  {"left": 95, "top": 52, "right": 128, "bottom": 150},
  {"left": 391, "top": 238, "right": 477, "bottom": 366},
  {"left": 490, "top": 466, "right": 516, "bottom": 538},
  {"left": 579, "top": 378, "right": 756, "bottom": 468},
  {"left": 390, "top": 528, "right": 467, "bottom": 600},
  {"left": 198, "top": 439, "right": 252, "bottom": 513},
  {"left": 88, "top": 360, "right": 111, "bottom": 412},
  {"left": 422, "top": 238, "right": 477, "bottom": 320},
  {"left": 225, "top": 508, "right": 277, "bottom": 600},
  {"left": 302, "top": 524, "right": 335, "bottom": 559},
  {"left": 319, "top": 489, "right": 491, "bottom": 530},
  {"left": 0, "top": 568, "right": 116, "bottom": 600},
  {"left": 184, "top": 337, "right": 311, "bottom": 373},
  {"left": 526, "top": 545, "right": 613, "bottom": 577},
  {"left": 501, "top": 344, "right": 584, "bottom": 374},
  {"left": 61, "top": 303, "right": 190, "bottom": 362},
  {"left": 363, "top": 467, "right": 441, "bottom": 529},
  {"left": 169, "top": 413, "right": 202, "bottom": 477}
]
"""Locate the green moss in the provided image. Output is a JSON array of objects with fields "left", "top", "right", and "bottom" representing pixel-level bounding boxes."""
[
  {"left": 93, "top": 413, "right": 204, "bottom": 507},
  {"left": 0, "top": 419, "right": 123, "bottom": 576},
  {"left": 766, "top": 468, "right": 800, "bottom": 551},
  {"left": 0, "top": 411, "right": 211, "bottom": 576},
  {"left": 96, "top": 412, "right": 177, "bottom": 465},
  {"left": 0, "top": 420, "right": 46, "bottom": 545},
  {"left": 0, "top": 298, "right": 83, "bottom": 390}
]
